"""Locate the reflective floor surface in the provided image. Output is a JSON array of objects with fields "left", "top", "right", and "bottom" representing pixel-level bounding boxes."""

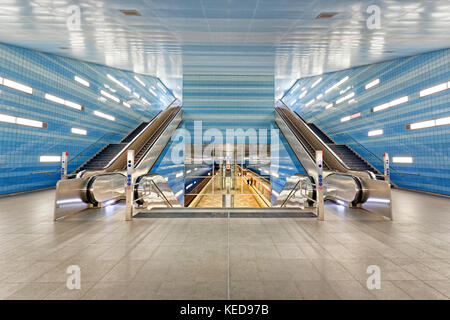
[{"left": 0, "top": 188, "right": 449, "bottom": 300}]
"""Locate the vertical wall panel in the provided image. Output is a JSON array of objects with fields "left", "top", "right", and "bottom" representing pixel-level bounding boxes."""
[
  {"left": 0, "top": 43, "right": 175, "bottom": 195},
  {"left": 282, "top": 48, "right": 450, "bottom": 195}
]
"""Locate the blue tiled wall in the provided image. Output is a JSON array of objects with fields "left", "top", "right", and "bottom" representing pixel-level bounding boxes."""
[
  {"left": 0, "top": 42, "right": 175, "bottom": 195},
  {"left": 282, "top": 48, "right": 450, "bottom": 195},
  {"left": 182, "top": 74, "right": 274, "bottom": 136},
  {"left": 270, "top": 123, "right": 306, "bottom": 204}
]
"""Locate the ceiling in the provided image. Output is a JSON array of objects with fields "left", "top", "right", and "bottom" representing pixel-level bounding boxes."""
[{"left": 1, "top": 0, "right": 450, "bottom": 99}]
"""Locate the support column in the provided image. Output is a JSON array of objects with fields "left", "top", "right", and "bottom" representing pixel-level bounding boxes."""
[
  {"left": 125, "top": 150, "right": 134, "bottom": 221},
  {"left": 316, "top": 150, "right": 324, "bottom": 221}
]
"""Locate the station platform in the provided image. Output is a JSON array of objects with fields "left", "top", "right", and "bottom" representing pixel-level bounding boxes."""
[{"left": 0, "top": 188, "right": 449, "bottom": 300}]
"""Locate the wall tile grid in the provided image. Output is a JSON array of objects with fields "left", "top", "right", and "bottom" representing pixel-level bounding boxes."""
[
  {"left": 282, "top": 48, "right": 450, "bottom": 195},
  {"left": 0, "top": 43, "right": 175, "bottom": 195}
]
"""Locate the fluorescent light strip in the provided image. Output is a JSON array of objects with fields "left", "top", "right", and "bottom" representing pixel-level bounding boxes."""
[
  {"left": 336, "top": 92, "right": 355, "bottom": 104},
  {"left": 392, "top": 156, "right": 413, "bottom": 164},
  {"left": 39, "top": 155, "right": 61, "bottom": 163},
  {"left": 175, "top": 190, "right": 183, "bottom": 197},
  {"left": 311, "top": 77, "right": 322, "bottom": 88},
  {"left": 407, "top": 116, "right": 450, "bottom": 130},
  {"left": 44, "top": 93, "right": 83, "bottom": 111},
  {"left": 175, "top": 172, "right": 183, "bottom": 178},
  {"left": 0, "top": 112, "right": 46, "bottom": 128},
  {"left": 368, "top": 129, "right": 383, "bottom": 136},
  {"left": 93, "top": 110, "right": 115, "bottom": 121},
  {"left": 141, "top": 97, "right": 151, "bottom": 105},
  {"left": 134, "top": 75, "right": 146, "bottom": 87},
  {"left": 149, "top": 88, "right": 157, "bottom": 96},
  {"left": 100, "top": 90, "right": 120, "bottom": 103},
  {"left": 372, "top": 96, "right": 408, "bottom": 112},
  {"left": 71, "top": 127, "right": 87, "bottom": 135},
  {"left": 305, "top": 99, "right": 315, "bottom": 107},
  {"left": 2, "top": 78, "right": 33, "bottom": 94},
  {"left": 316, "top": 93, "right": 323, "bottom": 100},
  {"left": 341, "top": 112, "right": 361, "bottom": 122},
  {"left": 365, "top": 78, "right": 380, "bottom": 90},
  {"left": 122, "top": 101, "right": 131, "bottom": 108},
  {"left": 419, "top": 82, "right": 448, "bottom": 97},
  {"left": 291, "top": 83, "right": 300, "bottom": 92},
  {"left": 299, "top": 90, "right": 307, "bottom": 99},
  {"left": 157, "top": 82, "right": 167, "bottom": 92},
  {"left": 107, "top": 74, "right": 131, "bottom": 92},
  {"left": 133, "top": 92, "right": 140, "bottom": 99},
  {"left": 325, "top": 103, "right": 333, "bottom": 109},
  {"left": 74, "top": 76, "right": 89, "bottom": 87},
  {"left": 325, "top": 76, "right": 349, "bottom": 94}
]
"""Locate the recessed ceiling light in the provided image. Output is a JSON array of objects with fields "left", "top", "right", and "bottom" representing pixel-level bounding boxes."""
[
  {"left": 316, "top": 12, "right": 338, "bottom": 19},
  {"left": 120, "top": 9, "right": 141, "bottom": 16}
]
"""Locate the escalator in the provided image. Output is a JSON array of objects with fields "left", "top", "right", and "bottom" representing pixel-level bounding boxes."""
[
  {"left": 274, "top": 100, "right": 392, "bottom": 219},
  {"left": 298, "top": 113, "right": 380, "bottom": 175},
  {"left": 54, "top": 101, "right": 183, "bottom": 219}
]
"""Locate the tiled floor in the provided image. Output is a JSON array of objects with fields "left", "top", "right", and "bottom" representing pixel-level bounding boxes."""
[{"left": 0, "top": 188, "right": 449, "bottom": 299}]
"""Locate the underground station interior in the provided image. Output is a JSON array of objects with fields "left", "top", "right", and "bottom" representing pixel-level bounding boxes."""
[{"left": 0, "top": 0, "right": 449, "bottom": 307}]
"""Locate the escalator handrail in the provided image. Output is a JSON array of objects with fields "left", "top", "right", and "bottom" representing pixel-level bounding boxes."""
[
  {"left": 104, "top": 110, "right": 164, "bottom": 169},
  {"left": 277, "top": 103, "right": 352, "bottom": 171},
  {"left": 276, "top": 107, "right": 331, "bottom": 169},
  {"left": 134, "top": 107, "right": 181, "bottom": 168}
]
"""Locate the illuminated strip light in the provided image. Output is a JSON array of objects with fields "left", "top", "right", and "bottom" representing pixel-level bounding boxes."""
[
  {"left": 107, "top": 74, "right": 131, "bottom": 92},
  {"left": 0, "top": 112, "right": 47, "bottom": 128},
  {"left": 175, "top": 172, "right": 183, "bottom": 178},
  {"left": 122, "top": 101, "right": 131, "bottom": 108},
  {"left": 407, "top": 116, "right": 450, "bottom": 130},
  {"left": 98, "top": 96, "right": 107, "bottom": 102},
  {"left": 39, "top": 155, "right": 61, "bottom": 163},
  {"left": 93, "top": 110, "right": 115, "bottom": 121},
  {"left": 341, "top": 112, "right": 361, "bottom": 122},
  {"left": 71, "top": 127, "right": 87, "bottom": 135},
  {"left": 272, "top": 190, "right": 279, "bottom": 197},
  {"left": 141, "top": 97, "right": 151, "bottom": 105},
  {"left": 290, "top": 98, "right": 297, "bottom": 106},
  {"left": 368, "top": 129, "right": 383, "bottom": 136},
  {"left": 419, "top": 82, "right": 448, "bottom": 97},
  {"left": 74, "top": 76, "right": 89, "bottom": 87},
  {"left": 365, "top": 78, "right": 380, "bottom": 90},
  {"left": 44, "top": 93, "right": 83, "bottom": 111},
  {"left": 325, "top": 103, "right": 333, "bottom": 109},
  {"left": 175, "top": 190, "right": 183, "bottom": 197},
  {"left": 100, "top": 90, "right": 120, "bottom": 103},
  {"left": 305, "top": 99, "right": 315, "bottom": 107},
  {"left": 336, "top": 92, "right": 355, "bottom": 104},
  {"left": 133, "top": 92, "right": 140, "bottom": 99},
  {"left": 392, "top": 156, "right": 413, "bottom": 164},
  {"left": 316, "top": 93, "right": 323, "bottom": 100},
  {"left": 311, "top": 77, "right": 322, "bottom": 88},
  {"left": 372, "top": 96, "right": 408, "bottom": 112},
  {"left": 2, "top": 78, "right": 33, "bottom": 94},
  {"left": 104, "top": 84, "right": 116, "bottom": 92},
  {"left": 291, "top": 83, "right": 300, "bottom": 92},
  {"left": 149, "top": 88, "right": 157, "bottom": 96},
  {"left": 134, "top": 75, "right": 146, "bottom": 87},
  {"left": 299, "top": 90, "right": 307, "bottom": 99},
  {"left": 157, "top": 82, "right": 167, "bottom": 92},
  {"left": 325, "top": 76, "right": 349, "bottom": 94}
]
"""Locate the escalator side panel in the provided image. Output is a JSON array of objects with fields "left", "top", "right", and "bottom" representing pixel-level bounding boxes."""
[{"left": 274, "top": 110, "right": 319, "bottom": 178}]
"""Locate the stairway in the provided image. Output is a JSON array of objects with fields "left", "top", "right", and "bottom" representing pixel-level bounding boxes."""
[
  {"left": 75, "top": 143, "right": 125, "bottom": 173},
  {"left": 307, "top": 123, "right": 334, "bottom": 144},
  {"left": 327, "top": 144, "right": 374, "bottom": 172},
  {"left": 121, "top": 122, "right": 149, "bottom": 143}
]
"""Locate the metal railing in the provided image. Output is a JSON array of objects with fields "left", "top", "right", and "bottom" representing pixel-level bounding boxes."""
[
  {"left": 133, "top": 179, "right": 173, "bottom": 208},
  {"left": 281, "top": 179, "right": 317, "bottom": 209},
  {"left": 29, "top": 132, "right": 125, "bottom": 176}
]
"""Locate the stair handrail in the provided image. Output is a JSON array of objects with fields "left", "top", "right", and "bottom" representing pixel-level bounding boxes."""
[
  {"left": 281, "top": 179, "right": 302, "bottom": 207},
  {"left": 28, "top": 131, "right": 125, "bottom": 176},
  {"left": 304, "top": 114, "right": 419, "bottom": 177}
]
